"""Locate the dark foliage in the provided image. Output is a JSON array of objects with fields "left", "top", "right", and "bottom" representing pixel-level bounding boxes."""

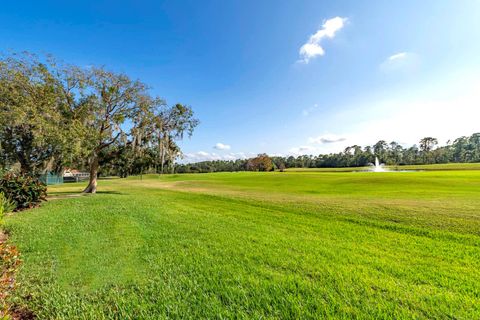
[{"left": 0, "top": 173, "right": 47, "bottom": 210}]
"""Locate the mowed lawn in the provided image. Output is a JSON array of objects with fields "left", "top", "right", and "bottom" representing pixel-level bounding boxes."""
[{"left": 5, "top": 170, "right": 480, "bottom": 319}]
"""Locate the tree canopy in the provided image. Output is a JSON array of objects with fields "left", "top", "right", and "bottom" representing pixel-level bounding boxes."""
[
  {"left": 0, "top": 53, "right": 82, "bottom": 175},
  {"left": 0, "top": 52, "right": 199, "bottom": 192}
]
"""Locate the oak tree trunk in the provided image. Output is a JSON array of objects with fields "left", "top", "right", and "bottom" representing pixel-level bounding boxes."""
[
  {"left": 83, "top": 155, "right": 99, "bottom": 193},
  {"left": 160, "top": 140, "right": 165, "bottom": 174}
]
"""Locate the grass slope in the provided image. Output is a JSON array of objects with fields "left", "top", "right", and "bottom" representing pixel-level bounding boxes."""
[{"left": 4, "top": 170, "right": 480, "bottom": 319}]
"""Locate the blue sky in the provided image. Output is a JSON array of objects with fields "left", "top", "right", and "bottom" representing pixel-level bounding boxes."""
[{"left": 2, "top": 1, "right": 480, "bottom": 162}]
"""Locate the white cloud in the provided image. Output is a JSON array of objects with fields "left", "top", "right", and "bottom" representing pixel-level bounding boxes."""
[
  {"left": 289, "top": 145, "right": 316, "bottom": 155},
  {"left": 269, "top": 153, "right": 285, "bottom": 157},
  {"left": 388, "top": 52, "right": 408, "bottom": 61},
  {"left": 181, "top": 151, "right": 253, "bottom": 163},
  {"left": 380, "top": 52, "right": 420, "bottom": 73},
  {"left": 298, "top": 17, "right": 347, "bottom": 63},
  {"left": 213, "top": 142, "right": 231, "bottom": 150},
  {"left": 309, "top": 134, "right": 346, "bottom": 144}
]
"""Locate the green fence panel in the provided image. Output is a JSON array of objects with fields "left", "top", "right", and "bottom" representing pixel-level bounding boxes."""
[{"left": 39, "top": 173, "right": 64, "bottom": 185}]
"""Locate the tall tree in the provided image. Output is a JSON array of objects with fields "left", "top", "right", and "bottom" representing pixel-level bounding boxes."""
[
  {"left": 0, "top": 53, "right": 85, "bottom": 175},
  {"left": 419, "top": 137, "right": 438, "bottom": 163},
  {"left": 373, "top": 140, "right": 388, "bottom": 162},
  {"left": 419, "top": 137, "right": 438, "bottom": 152},
  {"left": 154, "top": 103, "right": 199, "bottom": 174},
  {"left": 80, "top": 68, "right": 156, "bottom": 193},
  {"left": 388, "top": 141, "right": 404, "bottom": 165}
]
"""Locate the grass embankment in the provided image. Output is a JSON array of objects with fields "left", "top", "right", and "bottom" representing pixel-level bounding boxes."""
[{"left": 4, "top": 170, "right": 480, "bottom": 319}]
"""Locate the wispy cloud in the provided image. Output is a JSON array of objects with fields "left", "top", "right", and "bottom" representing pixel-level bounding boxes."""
[
  {"left": 197, "top": 151, "right": 210, "bottom": 157},
  {"left": 213, "top": 142, "right": 231, "bottom": 150},
  {"left": 182, "top": 151, "right": 253, "bottom": 163},
  {"left": 289, "top": 145, "right": 316, "bottom": 155},
  {"left": 380, "top": 52, "right": 420, "bottom": 73},
  {"left": 298, "top": 17, "right": 347, "bottom": 63},
  {"left": 388, "top": 52, "right": 408, "bottom": 61},
  {"left": 309, "top": 134, "right": 346, "bottom": 144}
]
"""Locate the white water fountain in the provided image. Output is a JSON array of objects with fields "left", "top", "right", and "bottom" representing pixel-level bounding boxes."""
[{"left": 371, "top": 156, "right": 386, "bottom": 172}]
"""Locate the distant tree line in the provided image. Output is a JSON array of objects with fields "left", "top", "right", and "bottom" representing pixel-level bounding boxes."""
[
  {"left": 175, "top": 134, "right": 480, "bottom": 173},
  {"left": 0, "top": 52, "right": 198, "bottom": 192}
]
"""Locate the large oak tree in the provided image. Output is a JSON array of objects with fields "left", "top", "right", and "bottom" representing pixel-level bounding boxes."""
[
  {"left": 80, "top": 68, "right": 157, "bottom": 193},
  {"left": 0, "top": 53, "right": 86, "bottom": 175}
]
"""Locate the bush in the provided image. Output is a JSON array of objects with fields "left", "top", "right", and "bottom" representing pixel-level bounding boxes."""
[
  {"left": 0, "top": 192, "right": 16, "bottom": 227},
  {"left": 0, "top": 173, "right": 47, "bottom": 210},
  {"left": 0, "top": 192, "right": 16, "bottom": 215}
]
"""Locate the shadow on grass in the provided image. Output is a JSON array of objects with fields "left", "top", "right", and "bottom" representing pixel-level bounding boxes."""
[
  {"left": 48, "top": 190, "right": 125, "bottom": 199},
  {"left": 96, "top": 190, "right": 124, "bottom": 195}
]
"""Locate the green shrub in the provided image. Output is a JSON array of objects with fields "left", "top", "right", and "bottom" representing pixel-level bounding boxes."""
[
  {"left": 0, "top": 192, "right": 16, "bottom": 214},
  {"left": 0, "top": 173, "right": 47, "bottom": 210},
  {"left": 0, "top": 192, "right": 16, "bottom": 227}
]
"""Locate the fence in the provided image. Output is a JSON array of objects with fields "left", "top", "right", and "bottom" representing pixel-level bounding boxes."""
[{"left": 39, "top": 172, "right": 63, "bottom": 185}]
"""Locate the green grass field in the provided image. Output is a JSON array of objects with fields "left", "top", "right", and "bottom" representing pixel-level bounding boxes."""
[{"left": 4, "top": 168, "right": 480, "bottom": 319}]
